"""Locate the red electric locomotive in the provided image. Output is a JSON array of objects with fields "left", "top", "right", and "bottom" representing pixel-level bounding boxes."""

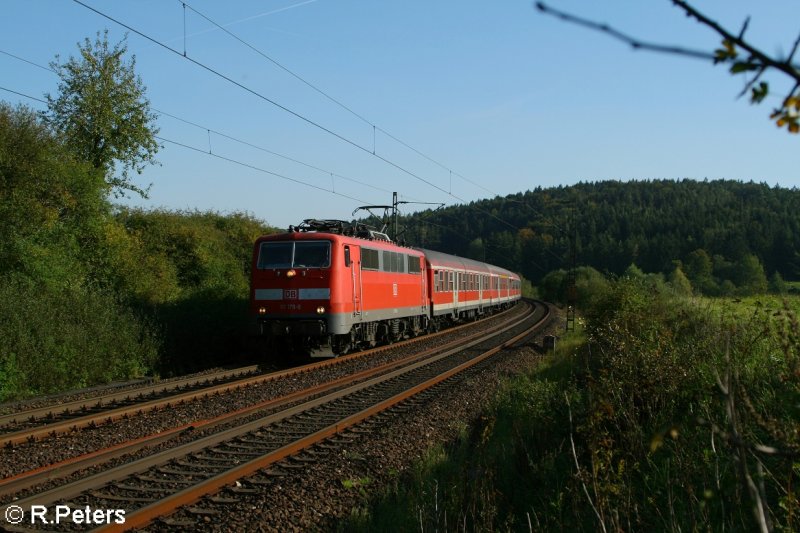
[{"left": 250, "top": 219, "right": 521, "bottom": 357}]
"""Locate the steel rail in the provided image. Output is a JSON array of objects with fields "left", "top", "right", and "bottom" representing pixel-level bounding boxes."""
[
  {"left": 0, "top": 366, "right": 261, "bottom": 429},
  {"left": 0, "top": 303, "right": 533, "bottom": 497},
  {"left": 0, "top": 303, "right": 541, "bottom": 529},
  {"left": 98, "top": 302, "right": 547, "bottom": 532},
  {"left": 0, "top": 304, "right": 524, "bottom": 448}
]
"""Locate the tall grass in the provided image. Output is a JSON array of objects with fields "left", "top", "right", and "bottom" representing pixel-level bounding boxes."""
[{"left": 342, "top": 281, "right": 800, "bottom": 531}]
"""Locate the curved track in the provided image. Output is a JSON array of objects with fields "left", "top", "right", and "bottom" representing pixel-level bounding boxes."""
[{"left": 0, "top": 301, "right": 549, "bottom": 531}]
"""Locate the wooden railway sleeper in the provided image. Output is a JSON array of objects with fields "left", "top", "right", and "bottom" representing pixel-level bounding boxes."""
[
  {"left": 223, "top": 441, "right": 270, "bottom": 451},
  {"left": 193, "top": 452, "right": 250, "bottom": 463},
  {"left": 345, "top": 426, "right": 374, "bottom": 434},
  {"left": 270, "top": 422, "right": 322, "bottom": 433},
  {"left": 328, "top": 436, "right": 355, "bottom": 444},
  {"left": 244, "top": 477, "right": 276, "bottom": 486},
  {"left": 235, "top": 436, "right": 291, "bottom": 445},
  {"left": 227, "top": 485, "right": 260, "bottom": 494},
  {"left": 289, "top": 454, "right": 318, "bottom": 464},
  {"left": 175, "top": 459, "right": 228, "bottom": 470},
  {"left": 261, "top": 424, "right": 308, "bottom": 434},
  {"left": 160, "top": 518, "right": 197, "bottom": 527},
  {"left": 315, "top": 442, "right": 343, "bottom": 450},
  {"left": 89, "top": 491, "right": 157, "bottom": 503},
  {"left": 261, "top": 428, "right": 311, "bottom": 438},
  {"left": 156, "top": 466, "right": 209, "bottom": 476},
  {"left": 114, "top": 483, "right": 174, "bottom": 494},
  {"left": 262, "top": 468, "right": 288, "bottom": 477},
  {"left": 208, "top": 447, "right": 263, "bottom": 457},
  {"left": 301, "top": 412, "right": 350, "bottom": 423},
  {"left": 275, "top": 460, "right": 305, "bottom": 470},
  {"left": 302, "top": 447, "right": 331, "bottom": 457},
  {"left": 187, "top": 507, "right": 220, "bottom": 516},
  {"left": 207, "top": 496, "right": 240, "bottom": 504},
  {"left": 135, "top": 475, "right": 195, "bottom": 486},
  {"left": 321, "top": 408, "right": 361, "bottom": 418}
]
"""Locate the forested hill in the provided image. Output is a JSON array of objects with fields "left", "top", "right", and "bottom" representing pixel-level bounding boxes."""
[{"left": 398, "top": 179, "right": 800, "bottom": 284}]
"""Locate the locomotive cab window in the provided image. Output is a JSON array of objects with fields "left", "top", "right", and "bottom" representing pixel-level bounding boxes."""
[
  {"left": 257, "top": 242, "right": 292, "bottom": 269},
  {"left": 293, "top": 241, "right": 330, "bottom": 268},
  {"left": 257, "top": 240, "right": 331, "bottom": 269}
]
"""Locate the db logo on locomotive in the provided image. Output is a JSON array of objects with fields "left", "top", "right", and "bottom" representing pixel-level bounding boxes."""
[{"left": 284, "top": 289, "right": 298, "bottom": 299}]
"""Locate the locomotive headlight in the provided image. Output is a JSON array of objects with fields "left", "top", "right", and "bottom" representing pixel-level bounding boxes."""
[
  {"left": 258, "top": 307, "right": 267, "bottom": 315},
  {"left": 316, "top": 306, "right": 326, "bottom": 314},
  {"left": 286, "top": 269, "right": 297, "bottom": 278}
]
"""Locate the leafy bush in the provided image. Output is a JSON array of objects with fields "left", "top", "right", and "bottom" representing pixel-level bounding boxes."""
[
  {"left": 345, "top": 279, "right": 800, "bottom": 531},
  {"left": 0, "top": 276, "right": 158, "bottom": 400}
]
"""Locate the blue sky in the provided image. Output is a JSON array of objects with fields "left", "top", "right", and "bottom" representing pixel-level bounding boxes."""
[{"left": 1, "top": 1, "right": 798, "bottom": 229}]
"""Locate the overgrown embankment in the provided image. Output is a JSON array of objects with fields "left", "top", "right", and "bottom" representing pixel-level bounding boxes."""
[
  {"left": 0, "top": 103, "right": 275, "bottom": 400},
  {"left": 344, "top": 281, "right": 800, "bottom": 531}
]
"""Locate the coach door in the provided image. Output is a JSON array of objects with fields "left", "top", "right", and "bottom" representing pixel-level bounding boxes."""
[
  {"left": 478, "top": 274, "right": 484, "bottom": 313},
  {"left": 419, "top": 257, "right": 427, "bottom": 313},
  {"left": 453, "top": 271, "right": 460, "bottom": 314},
  {"left": 346, "top": 245, "right": 362, "bottom": 318}
]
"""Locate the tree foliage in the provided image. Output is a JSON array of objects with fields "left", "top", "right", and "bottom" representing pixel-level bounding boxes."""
[
  {"left": 400, "top": 179, "right": 800, "bottom": 296},
  {"left": 0, "top": 101, "right": 275, "bottom": 399},
  {"left": 536, "top": 1, "right": 800, "bottom": 134},
  {"left": 45, "top": 30, "right": 159, "bottom": 198},
  {"left": 0, "top": 102, "right": 105, "bottom": 285}
]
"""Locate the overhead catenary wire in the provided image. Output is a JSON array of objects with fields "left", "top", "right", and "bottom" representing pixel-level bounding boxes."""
[
  {"left": 0, "top": 86, "right": 47, "bottom": 104},
  {"left": 156, "top": 135, "right": 374, "bottom": 206},
  {"left": 0, "top": 82, "right": 561, "bottom": 271},
  {"left": 179, "top": 0, "right": 499, "bottom": 199},
  {"left": 2, "top": 37, "right": 573, "bottom": 273},
  {"left": 154, "top": 108, "right": 396, "bottom": 197},
  {"left": 3, "top": 10, "right": 568, "bottom": 271},
  {"left": 0, "top": 83, "right": 378, "bottom": 207},
  {"left": 0, "top": 47, "right": 396, "bottom": 199},
  {"left": 69, "top": 0, "right": 522, "bottom": 233},
  {"left": 1, "top": 51, "right": 567, "bottom": 270},
  {"left": 70, "top": 0, "right": 449, "bottom": 195},
  {"left": 0, "top": 83, "right": 567, "bottom": 271},
  {"left": 179, "top": 0, "right": 375, "bottom": 129}
]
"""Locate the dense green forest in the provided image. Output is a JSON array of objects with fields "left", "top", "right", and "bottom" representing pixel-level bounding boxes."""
[{"left": 400, "top": 180, "right": 800, "bottom": 294}]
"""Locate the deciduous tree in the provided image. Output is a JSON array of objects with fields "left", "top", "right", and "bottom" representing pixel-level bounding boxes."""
[{"left": 45, "top": 30, "right": 159, "bottom": 198}]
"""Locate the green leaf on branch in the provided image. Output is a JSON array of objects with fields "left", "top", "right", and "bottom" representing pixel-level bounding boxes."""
[
  {"left": 730, "top": 61, "right": 758, "bottom": 74},
  {"left": 751, "top": 82, "right": 769, "bottom": 104}
]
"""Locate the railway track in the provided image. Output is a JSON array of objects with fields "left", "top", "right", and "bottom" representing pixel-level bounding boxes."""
[
  {"left": 0, "top": 304, "right": 527, "bottom": 450},
  {"left": 0, "top": 300, "right": 548, "bottom": 532},
  {"left": 0, "top": 304, "right": 536, "bottom": 497},
  {"left": 0, "top": 366, "right": 263, "bottom": 442}
]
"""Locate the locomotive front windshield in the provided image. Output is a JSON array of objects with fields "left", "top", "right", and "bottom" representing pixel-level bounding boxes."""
[{"left": 257, "top": 240, "right": 331, "bottom": 269}]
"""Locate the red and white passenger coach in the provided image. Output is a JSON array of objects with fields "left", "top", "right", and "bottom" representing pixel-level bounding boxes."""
[{"left": 250, "top": 219, "right": 520, "bottom": 357}]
